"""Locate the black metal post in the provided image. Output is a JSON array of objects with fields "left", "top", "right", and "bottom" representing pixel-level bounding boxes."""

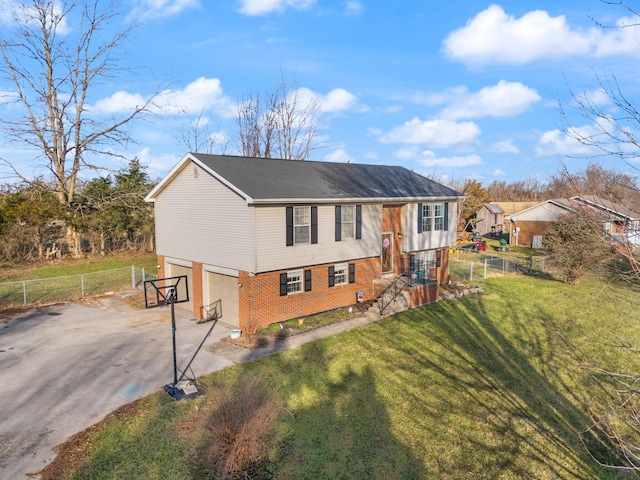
[{"left": 171, "top": 301, "right": 177, "bottom": 386}]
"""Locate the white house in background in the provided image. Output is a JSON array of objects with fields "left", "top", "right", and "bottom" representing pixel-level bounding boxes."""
[
  {"left": 508, "top": 199, "right": 574, "bottom": 248},
  {"left": 573, "top": 195, "right": 640, "bottom": 246},
  {"left": 145, "top": 153, "right": 463, "bottom": 333},
  {"left": 508, "top": 195, "right": 640, "bottom": 248}
]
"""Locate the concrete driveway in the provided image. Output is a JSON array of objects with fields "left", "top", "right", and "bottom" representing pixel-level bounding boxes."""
[{"left": 0, "top": 296, "right": 234, "bottom": 479}]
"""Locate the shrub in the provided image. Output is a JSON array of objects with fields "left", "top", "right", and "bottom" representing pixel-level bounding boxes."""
[{"left": 198, "top": 375, "right": 283, "bottom": 479}]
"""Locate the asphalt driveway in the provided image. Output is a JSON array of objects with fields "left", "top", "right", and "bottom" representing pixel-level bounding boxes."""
[{"left": 0, "top": 296, "right": 233, "bottom": 479}]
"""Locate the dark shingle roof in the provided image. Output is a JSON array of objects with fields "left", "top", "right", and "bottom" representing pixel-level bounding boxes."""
[{"left": 191, "top": 153, "right": 463, "bottom": 202}]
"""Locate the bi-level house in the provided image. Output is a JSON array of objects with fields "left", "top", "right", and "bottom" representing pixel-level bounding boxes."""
[{"left": 145, "top": 153, "right": 463, "bottom": 333}]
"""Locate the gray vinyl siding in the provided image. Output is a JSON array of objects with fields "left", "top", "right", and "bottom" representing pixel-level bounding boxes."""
[
  {"left": 254, "top": 204, "right": 381, "bottom": 272},
  {"left": 154, "top": 163, "right": 254, "bottom": 272},
  {"left": 406, "top": 201, "right": 457, "bottom": 252}
]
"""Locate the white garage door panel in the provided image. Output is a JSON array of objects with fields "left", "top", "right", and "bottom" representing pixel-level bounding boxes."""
[{"left": 205, "top": 272, "right": 239, "bottom": 327}]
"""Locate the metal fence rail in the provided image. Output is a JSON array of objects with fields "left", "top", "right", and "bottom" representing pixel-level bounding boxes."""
[
  {"left": 0, "top": 265, "right": 157, "bottom": 308},
  {"left": 450, "top": 253, "right": 549, "bottom": 281}
]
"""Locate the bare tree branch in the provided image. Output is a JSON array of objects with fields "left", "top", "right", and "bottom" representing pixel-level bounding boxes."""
[{"left": 0, "top": 0, "right": 159, "bottom": 207}]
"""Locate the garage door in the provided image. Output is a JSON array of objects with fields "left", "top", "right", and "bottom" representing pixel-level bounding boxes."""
[
  {"left": 205, "top": 271, "right": 239, "bottom": 327},
  {"left": 166, "top": 263, "right": 193, "bottom": 314}
]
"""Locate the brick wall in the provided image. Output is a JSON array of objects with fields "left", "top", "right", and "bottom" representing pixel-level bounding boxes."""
[
  {"left": 410, "top": 282, "right": 439, "bottom": 307},
  {"left": 238, "top": 256, "right": 381, "bottom": 334},
  {"left": 192, "top": 261, "right": 203, "bottom": 319}
]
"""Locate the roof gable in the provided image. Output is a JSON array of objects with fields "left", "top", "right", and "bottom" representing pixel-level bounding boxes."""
[{"left": 147, "top": 153, "right": 463, "bottom": 204}]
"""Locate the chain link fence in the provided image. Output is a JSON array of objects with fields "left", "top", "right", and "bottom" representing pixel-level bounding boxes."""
[
  {"left": 450, "top": 252, "right": 549, "bottom": 281},
  {"left": 0, "top": 266, "right": 158, "bottom": 308}
]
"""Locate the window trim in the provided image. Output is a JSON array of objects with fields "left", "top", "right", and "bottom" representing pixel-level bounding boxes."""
[
  {"left": 293, "top": 206, "right": 311, "bottom": 244},
  {"left": 418, "top": 202, "right": 449, "bottom": 233},
  {"left": 334, "top": 263, "right": 348, "bottom": 286},
  {"left": 286, "top": 269, "right": 303, "bottom": 295}
]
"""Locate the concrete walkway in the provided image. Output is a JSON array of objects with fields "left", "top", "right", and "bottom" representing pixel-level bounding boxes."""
[{"left": 0, "top": 297, "right": 378, "bottom": 479}]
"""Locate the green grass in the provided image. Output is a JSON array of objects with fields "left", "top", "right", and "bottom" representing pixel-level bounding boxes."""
[
  {"left": 0, "top": 253, "right": 158, "bottom": 282},
  {"left": 0, "top": 254, "right": 158, "bottom": 308},
  {"left": 42, "top": 273, "right": 640, "bottom": 479}
]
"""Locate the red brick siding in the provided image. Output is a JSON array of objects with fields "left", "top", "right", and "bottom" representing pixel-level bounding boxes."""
[
  {"left": 410, "top": 282, "right": 439, "bottom": 307},
  {"left": 238, "top": 257, "right": 381, "bottom": 334},
  {"left": 192, "top": 261, "right": 203, "bottom": 320},
  {"left": 437, "top": 248, "right": 450, "bottom": 284}
]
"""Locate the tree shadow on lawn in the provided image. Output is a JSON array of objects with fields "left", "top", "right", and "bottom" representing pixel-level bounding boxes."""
[
  {"left": 357, "top": 293, "right": 625, "bottom": 479},
  {"left": 256, "top": 341, "right": 425, "bottom": 479}
]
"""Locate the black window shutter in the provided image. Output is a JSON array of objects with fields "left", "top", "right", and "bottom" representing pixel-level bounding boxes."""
[
  {"left": 417, "top": 203, "right": 423, "bottom": 233},
  {"left": 311, "top": 206, "right": 318, "bottom": 244},
  {"left": 444, "top": 202, "right": 449, "bottom": 231},
  {"left": 349, "top": 263, "right": 355, "bottom": 284},
  {"left": 304, "top": 270, "right": 312, "bottom": 291},
  {"left": 410, "top": 254, "right": 416, "bottom": 272},
  {"left": 286, "top": 206, "right": 293, "bottom": 246},
  {"left": 328, "top": 266, "right": 335, "bottom": 287},
  {"left": 436, "top": 250, "right": 442, "bottom": 267},
  {"left": 279, "top": 273, "right": 288, "bottom": 296},
  {"left": 335, "top": 205, "right": 341, "bottom": 242},
  {"left": 355, "top": 205, "right": 362, "bottom": 239}
]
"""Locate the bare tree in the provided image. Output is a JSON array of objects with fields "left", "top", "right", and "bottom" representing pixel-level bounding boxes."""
[
  {"left": 0, "top": 0, "right": 157, "bottom": 208},
  {"left": 557, "top": 2, "right": 640, "bottom": 469},
  {"left": 235, "top": 73, "right": 323, "bottom": 160},
  {"left": 180, "top": 107, "right": 228, "bottom": 154}
]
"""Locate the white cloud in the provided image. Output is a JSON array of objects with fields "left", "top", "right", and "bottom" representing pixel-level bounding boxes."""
[
  {"left": 575, "top": 88, "right": 611, "bottom": 107},
  {"left": 0, "top": 0, "right": 70, "bottom": 34},
  {"left": 295, "top": 87, "right": 358, "bottom": 113},
  {"left": 491, "top": 139, "right": 520, "bottom": 154},
  {"left": 379, "top": 118, "right": 481, "bottom": 148},
  {"left": 392, "top": 146, "right": 483, "bottom": 168},
  {"left": 323, "top": 148, "right": 354, "bottom": 163},
  {"left": 91, "top": 91, "right": 148, "bottom": 114},
  {"left": 439, "top": 81, "right": 540, "bottom": 119},
  {"left": 535, "top": 127, "right": 597, "bottom": 156},
  {"left": 443, "top": 5, "right": 639, "bottom": 67},
  {"left": 320, "top": 88, "right": 358, "bottom": 113},
  {"left": 90, "top": 77, "right": 235, "bottom": 118},
  {"left": 238, "top": 0, "right": 315, "bottom": 16},
  {"left": 128, "top": 0, "right": 201, "bottom": 20},
  {"left": 345, "top": 1, "right": 363, "bottom": 16},
  {"left": 135, "top": 147, "right": 180, "bottom": 178},
  {"left": 492, "top": 168, "right": 506, "bottom": 177}
]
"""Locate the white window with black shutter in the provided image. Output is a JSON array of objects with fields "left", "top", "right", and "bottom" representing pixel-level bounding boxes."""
[
  {"left": 287, "top": 206, "right": 318, "bottom": 246},
  {"left": 417, "top": 202, "right": 449, "bottom": 233},
  {"left": 329, "top": 263, "right": 356, "bottom": 287},
  {"left": 280, "top": 269, "right": 312, "bottom": 296},
  {"left": 335, "top": 205, "right": 362, "bottom": 241}
]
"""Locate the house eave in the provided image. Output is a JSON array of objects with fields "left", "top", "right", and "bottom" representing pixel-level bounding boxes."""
[{"left": 249, "top": 195, "right": 464, "bottom": 206}]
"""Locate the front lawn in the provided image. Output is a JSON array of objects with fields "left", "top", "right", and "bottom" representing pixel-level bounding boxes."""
[{"left": 42, "top": 274, "right": 640, "bottom": 479}]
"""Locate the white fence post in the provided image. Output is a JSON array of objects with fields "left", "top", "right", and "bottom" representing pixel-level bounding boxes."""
[
  {"left": 81, "top": 275, "right": 85, "bottom": 298},
  {"left": 484, "top": 258, "right": 488, "bottom": 278},
  {"left": 23, "top": 281, "right": 26, "bottom": 305},
  {"left": 131, "top": 265, "right": 136, "bottom": 288},
  {"left": 470, "top": 261, "right": 474, "bottom": 281}
]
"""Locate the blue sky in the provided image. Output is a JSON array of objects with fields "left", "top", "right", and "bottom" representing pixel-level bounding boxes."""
[{"left": 2, "top": 0, "right": 640, "bottom": 185}]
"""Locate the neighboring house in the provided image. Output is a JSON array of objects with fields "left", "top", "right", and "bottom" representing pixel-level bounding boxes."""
[
  {"left": 508, "top": 199, "right": 574, "bottom": 248},
  {"left": 508, "top": 194, "right": 640, "bottom": 248},
  {"left": 475, "top": 203, "right": 505, "bottom": 236},
  {"left": 145, "top": 153, "right": 463, "bottom": 333},
  {"left": 572, "top": 195, "right": 640, "bottom": 246}
]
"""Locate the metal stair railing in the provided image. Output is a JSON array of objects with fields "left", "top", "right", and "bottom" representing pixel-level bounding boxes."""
[{"left": 378, "top": 269, "right": 410, "bottom": 315}]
